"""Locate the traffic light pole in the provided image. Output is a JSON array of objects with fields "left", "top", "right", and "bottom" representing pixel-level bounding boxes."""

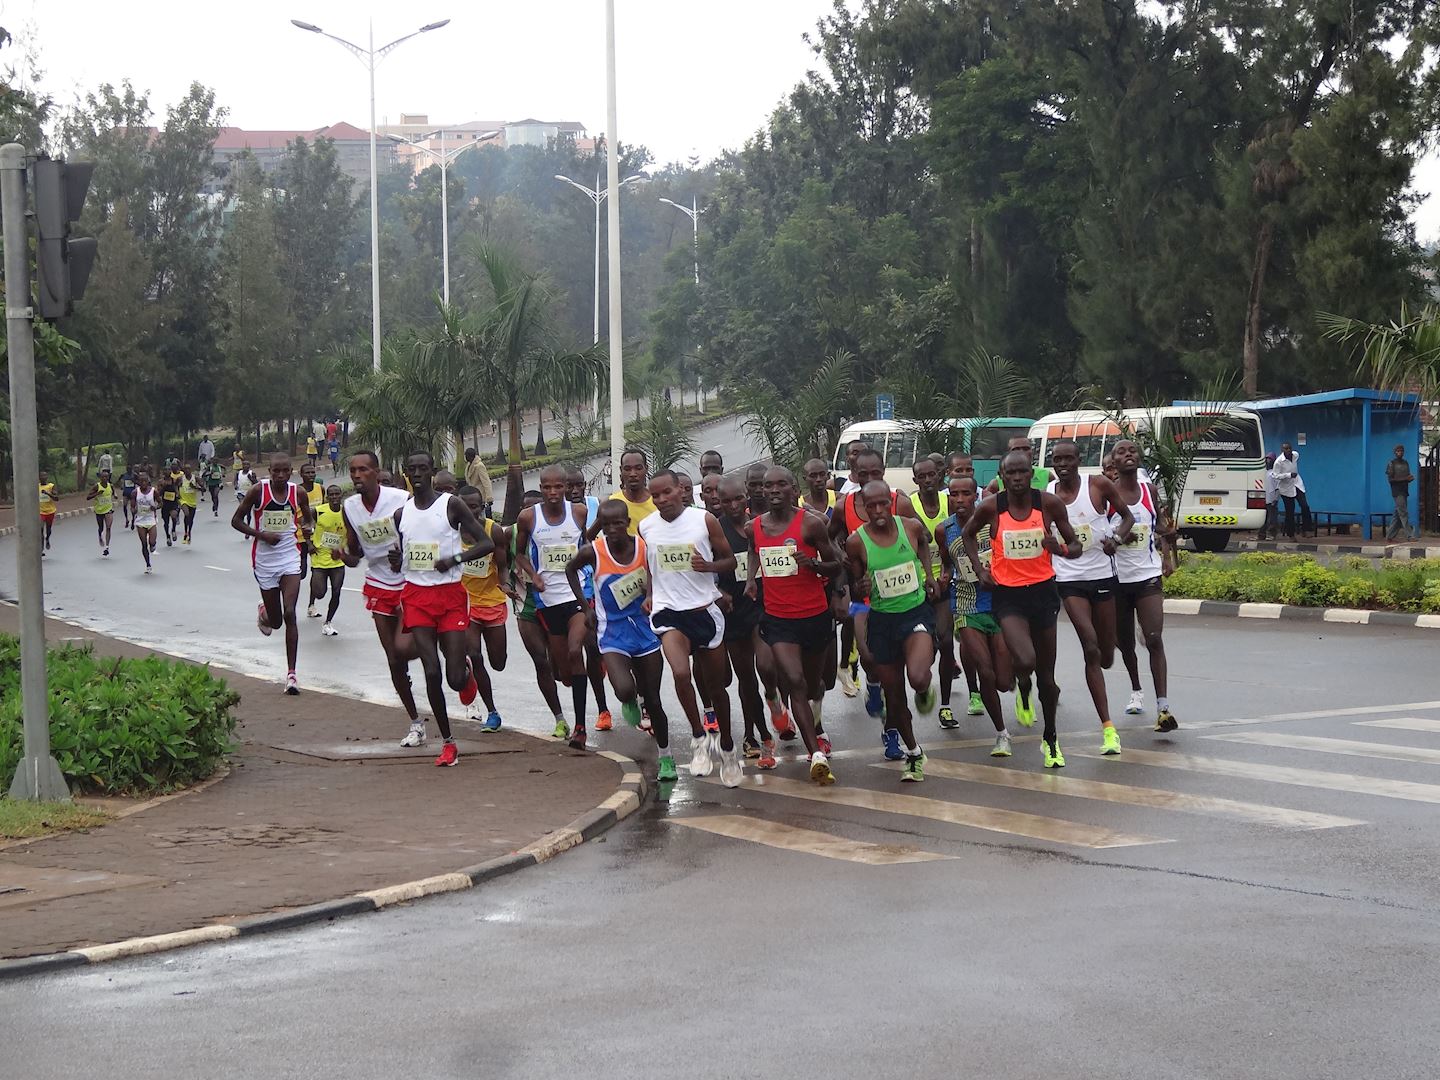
[{"left": 2, "top": 142, "right": 68, "bottom": 802}]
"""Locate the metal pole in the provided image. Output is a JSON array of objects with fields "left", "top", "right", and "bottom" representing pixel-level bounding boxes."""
[
  {"left": 592, "top": 174, "right": 601, "bottom": 419},
  {"left": 691, "top": 194, "right": 700, "bottom": 284},
  {"left": 367, "top": 20, "right": 382, "bottom": 371},
  {"left": 2, "top": 143, "right": 69, "bottom": 802},
  {"left": 605, "top": 0, "right": 624, "bottom": 468},
  {"left": 440, "top": 129, "right": 450, "bottom": 307}
]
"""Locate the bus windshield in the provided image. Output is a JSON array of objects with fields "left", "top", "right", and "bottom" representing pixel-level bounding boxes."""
[
  {"left": 1160, "top": 415, "right": 1263, "bottom": 461},
  {"left": 969, "top": 425, "right": 1031, "bottom": 460}
]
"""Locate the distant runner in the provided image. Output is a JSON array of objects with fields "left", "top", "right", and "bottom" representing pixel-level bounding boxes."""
[{"left": 87, "top": 468, "right": 116, "bottom": 557}]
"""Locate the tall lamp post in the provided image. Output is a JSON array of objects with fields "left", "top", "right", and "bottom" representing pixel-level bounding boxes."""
[
  {"left": 658, "top": 195, "right": 705, "bottom": 284},
  {"left": 389, "top": 129, "right": 500, "bottom": 305},
  {"left": 291, "top": 16, "right": 451, "bottom": 371},
  {"left": 604, "top": 0, "right": 625, "bottom": 470}
]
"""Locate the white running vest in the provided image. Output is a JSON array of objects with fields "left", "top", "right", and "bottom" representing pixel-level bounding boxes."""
[
  {"left": 399, "top": 492, "right": 462, "bottom": 586},
  {"left": 134, "top": 488, "right": 158, "bottom": 528},
  {"left": 1113, "top": 483, "right": 1163, "bottom": 583},
  {"left": 529, "top": 502, "right": 584, "bottom": 608},
  {"left": 251, "top": 480, "right": 301, "bottom": 577},
  {"left": 1047, "top": 477, "right": 1116, "bottom": 582},
  {"left": 344, "top": 486, "right": 409, "bottom": 593},
  {"left": 639, "top": 505, "right": 720, "bottom": 613}
]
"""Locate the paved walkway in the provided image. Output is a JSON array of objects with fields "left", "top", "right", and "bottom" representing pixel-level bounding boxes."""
[{"left": 0, "top": 604, "right": 623, "bottom": 959}]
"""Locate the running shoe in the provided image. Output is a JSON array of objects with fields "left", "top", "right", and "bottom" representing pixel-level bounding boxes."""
[
  {"left": 284, "top": 672, "right": 300, "bottom": 696},
  {"left": 771, "top": 707, "right": 793, "bottom": 737},
  {"left": 864, "top": 682, "right": 884, "bottom": 718},
  {"left": 809, "top": 751, "right": 835, "bottom": 786},
  {"left": 552, "top": 718, "right": 570, "bottom": 740},
  {"left": 166, "top": 536, "right": 172, "bottom": 547},
  {"left": 483, "top": 711, "right": 502, "bottom": 732},
  {"left": 435, "top": 741, "right": 459, "bottom": 767},
  {"left": 595, "top": 710, "right": 613, "bottom": 732},
  {"left": 256, "top": 603, "right": 273, "bottom": 637},
  {"left": 1126, "top": 690, "right": 1145, "bottom": 715},
  {"left": 901, "top": 751, "right": 926, "bottom": 783},
  {"left": 882, "top": 728, "right": 904, "bottom": 761},
  {"left": 144, "top": 565, "right": 152, "bottom": 574},
  {"left": 743, "top": 737, "right": 762, "bottom": 760},
  {"left": 718, "top": 746, "right": 743, "bottom": 788},
  {"left": 757, "top": 742, "right": 777, "bottom": 770},
  {"left": 307, "top": 603, "right": 320, "bottom": 618},
  {"left": 568, "top": 726, "right": 588, "bottom": 751},
  {"left": 815, "top": 733, "right": 832, "bottom": 755},
  {"left": 688, "top": 734, "right": 714, "bottom": 777},
  {"left": 1101, "top": 726, "right": 1122, "bottom": 755},
  {"left": 1015, "top": 689, "right": 1035, "bottom": 728},
  {"left": 638, "top": 707, "right": 653, "bottom": 734},
  {"left": 102, "top": 548, "right": 109, "bottom": 557},
  {"left": 778, "top": 723, "right": 798, "bottom": 742},
  {"left": 915, "top": 683, "right": 937, "bottom": 716},
  {"left": 702, "top": 708, "right": 719, "bottom": 734},
  {"left": 400, "top": 721, "right": 427, "bottom": 748},
  {"left": 990, "top": 732, "right": 1013, "bottom": 758},
  {"left": 657, "top": 755, "right": 678, "bottom": 782},
  {"left": 1042, "top": 738, "right": 1066, "bottom": 769},
  {"left": 322, "top": 623, "right": 338, "bottom": 637},
  {"left": 1155, "top": 708, "right": 1179, "bottom": 733},
  {"left": 967, "top": 691, "right": 984, "bottom": 716},
  {"left": 458, "top": 659, "right": 479, "bottom": 707},
  {"left": 938, "top": 706, "right": 959, "bottom": 730},
  {"left": 837, "top": 666, "right": 858, "bottom": 697},
  {"left": 621, "top": 700, "right": 642, "bottom": 728},
  {"left": 183, "top": 536, "right": 191, "bottom": 545}
]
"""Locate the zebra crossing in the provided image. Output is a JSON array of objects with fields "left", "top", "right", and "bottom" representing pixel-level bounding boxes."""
[{"left": 669, "top": 703, "right": 1440, "bottom": 864}]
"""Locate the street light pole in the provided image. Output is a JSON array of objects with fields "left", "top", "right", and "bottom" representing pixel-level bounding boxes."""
[
  {"left": 291, "top": 16, "right": 451, "bottom": 370},
  {"left": 605, "top": 0, "right": 625, "bottom": 471},
  {"left": 659, "top": 195, "right": 705, "bottom": 285}
]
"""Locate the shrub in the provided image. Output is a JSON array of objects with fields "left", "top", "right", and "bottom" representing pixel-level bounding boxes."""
[
  {"left": 1375, "top": 564, "right": 1429, "bottom": 608},
  {"left": 1331, "top": 555, "right": 1375, "bottom": 573},
  {"left": 0, "top": 637, "right": 238, "bottom": 795},
  {"left": 1332, "top": 578, "right": 1377, "bottom": 609},
  {"left": 1278, "top": 562, "right": 1342, "bottom": 607},
  {"left": 1236, "top": 573, "right": 1286, "bottom": 603},
  {"left": 1236, "top": 551, "right": 1307, "bottom": 568}
]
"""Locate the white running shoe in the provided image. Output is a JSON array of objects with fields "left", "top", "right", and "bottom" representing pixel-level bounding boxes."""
[
  {"left": 307, "top": 603, "right": 320, "bottom": 618},
  {"left": 837, "top": 666, "right": 858, "bottom": 697},
  {"left": 718, "top": 746, "right": 744, "bottom": 788},
  {"left": 1126, "top": 690, "right": 1145, "bottom": 715},
  {"left": 257, "top": 602, "right": 272, "bottom": 636},
  {"left": 284, "top": 672, "right": 299, "bottom": 696},
  {"left": 688, "top": 734, "right": 713, "bottom": 777},
  {"left": 321, "top": 623, "right": 338, "bottom": 637},
  {"left": 400, "top": 722, "right": 427, "bottom": 748}
]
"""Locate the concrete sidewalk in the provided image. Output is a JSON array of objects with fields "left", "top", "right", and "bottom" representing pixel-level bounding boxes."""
[{"left": 0, "top": 604, "right": 631, "bottom": 961}]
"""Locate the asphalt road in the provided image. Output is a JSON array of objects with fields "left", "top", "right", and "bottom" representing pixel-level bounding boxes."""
[{"left": 4, "top": 458, "right": 1440, "bottom": 1076}]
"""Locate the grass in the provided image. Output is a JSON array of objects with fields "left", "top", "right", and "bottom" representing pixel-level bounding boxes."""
[
  {"left": 1166, "top": 551, "right": 1440, "bottom": 611},
  {"left": 0, "top": 798, "right": 109, "bottom": 840}
]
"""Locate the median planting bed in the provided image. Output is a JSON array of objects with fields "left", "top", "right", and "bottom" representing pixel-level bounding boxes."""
[{"left": 1165, "top": 551, "right": 1440, "bottom": 612}]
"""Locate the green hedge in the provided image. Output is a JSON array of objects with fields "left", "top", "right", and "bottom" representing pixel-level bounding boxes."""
[
  {"left": 0, "top": 636, "right": 239, "bottom": 795},
  {"left": 1165, "top": 551, "right": 1440, "bottom": 612}
]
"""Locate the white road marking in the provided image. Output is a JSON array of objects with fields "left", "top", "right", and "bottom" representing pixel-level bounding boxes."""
[
  {"left": 1205, "top": 731, "right": 1440, "bottom": 767},
  {"left": 1214, "top": 700, "right": 1440, "bottom": 725},
  {"left": 1357, "top": 717, "right": 1440, "bottom": 734},
  {"left": 872, "top": 758, "right": 1363, "bottom": 831},
  {"left": 203, "top": 565, "right": 230, "bottom": 572},
  {"left": 670, "top": 814, "right": 954, "bottom": 865}
]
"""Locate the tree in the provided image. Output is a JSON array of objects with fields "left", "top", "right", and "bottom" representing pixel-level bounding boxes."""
[
  {"left": 1319, "top": 303, "right": 1440, "bottom": 403},
  {"left": 736, "top": 351, "right": 854, "bottom": 472},
  {"left": 629, "top": 397, "right": 698, "bottom": 471}
]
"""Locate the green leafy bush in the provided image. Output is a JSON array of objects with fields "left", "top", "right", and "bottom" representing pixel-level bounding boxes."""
[
  {"left": 1278, "top": 562, "right": 1342, "bottom": 607},
  {"left": 1236, "top": 551, "right": 1308, "bottom": 568},
  {"left": 1331, "top": 555, "right": 1375, "bottom": 573},
  {"left": 0, "top": 637, "right": 238, "bottom": 795},
  {"left": 1375, "top": 564, "right": 1429, "bottom": 609},
  {"left": 1332, "top": 579, "right": 1377, "bottom": 609}
]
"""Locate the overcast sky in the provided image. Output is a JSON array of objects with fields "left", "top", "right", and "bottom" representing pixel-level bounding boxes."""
[{"left": 8, "top": 0, "right": 1440, "bottom": 239}]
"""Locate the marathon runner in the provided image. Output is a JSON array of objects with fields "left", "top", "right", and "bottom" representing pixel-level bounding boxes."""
[
  {"left": 699, "top": 449, "right": 725, "bottom": 478},
  {"left": 676, "top": 470, "right": 696, "bottom": 508},
  {"left": 835, "top": 438, "right": 868, "bottom": 496},
  {"left": 745, "top": 463, "right": 768, "bottom": 516},
  {"left": 640, "top": 469, "right": 743, "bottom": 786},
  {"left": 388, "top": 451, "right": 491, "bottom": 767},
  {"left": 177, "top": 462, "right": 199, "bottom": 545},
  {"left": 161, "top": 462, "right": 182, "bottom": 546},
  {"left": 514, "top": 465, "right": 592, "bottom": 749},
  {"left": 511, "top": 489, "right": 571, "bottom": 740},
  {"left": 845, "top": 480, "right": 939, "bottom": 781},
  {"left": 945, "top": 451, "right": 985, "bottom": 715},
  {"left": 298, "top": 462, "right": 325, "bottom": 579},
  {"left": 910, "top": 456, "right": 957, "bottom": 729},
  {"left": 566, "top": 466, "right": 614, "bottom": 733},
  {"left": 610, "top": 448, "right": 657, "bottom": 535},
  {"left": 458, "top": 484, "right": 509, "bottom": 731},
  {"left": 36, "top": 471, "right": 56, "bottom": 554},
  {"left": 963, "top": 449, "right": 1081, "bottom": 768},
  {"left": 749, "top": 466, "right": 844, "bottom": 784},
  {"left": 566, "top": 500, "right": 676, "bottom": 780},
  {"left": 342, "top": 451, "right": 427, "bottom": 744},
  {"left": 715, "top": 476, "right": 778, "bottom": 767},
  {"left": 119, "top": 463, "right": 137, "bottom": 529},
  {"left": 1110, "top": 438, "right": 1179, "bottom": 732},
  {"left": 935, "top": 474, "right": 1014, "bottom": 756},
  {"left": 206, "top": 457, "right": 225, "bottom": 516},
  {"left": 306, "top": 483, "right": 348, "bottom": 636},
  {"left": 800, "top": 458, "right": 838, "bottom": 518},
  {"left": 231, "top": 452, "right": 312, "bottom": 695},
  {"left": 1048, "top": 439, "right": 1135, "bottom": 754},
  {"left": 86, "top": 468, "right": 116, "bottom": 556},
  {"left": 984, "top": 436, "right": 1051, "bottom": 495},
  {"left": 133, "top": 470, "right": 160, "bottom": 573}
]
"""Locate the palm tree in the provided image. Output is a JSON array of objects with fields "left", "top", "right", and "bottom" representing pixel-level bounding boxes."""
[
  {"left": 896, "top": 347, "right": 1033, "bottom": 456},
  {"left": 1319, "top": 303, "right": 1440, "bottom": 403},
  {"left": 735, "top": 351, "right": 854, "bottom": 472},
  {"left": 409, "top": 300, "right": 500, "bottom": 471},
  {"left": 630, "top": 396, "right": 699, "bottom": 471}
]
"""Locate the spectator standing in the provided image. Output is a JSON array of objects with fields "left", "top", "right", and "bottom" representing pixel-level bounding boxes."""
[
  {"left": 463, "top": 447, "right": 495, "bottom": 514},
  {"left": 1258, "top": 452, "right": 1279, "bottom": 541},
  {"left": 1272, "top": 448, "right": 1300, "bottom": 538},
  {"left": 1278, "top": 443, "right": 1314, "bottom": 537},
  {"left": 198, "top": 436, "right": 215, "bottom": 467},
  {"left": 1386, "top": 444, "right": 1415, "bottom": 541}
]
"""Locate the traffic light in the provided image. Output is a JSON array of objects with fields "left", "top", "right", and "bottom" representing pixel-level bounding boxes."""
[{"left": 33, "top": 157, "right": 97, "bottom": 319}]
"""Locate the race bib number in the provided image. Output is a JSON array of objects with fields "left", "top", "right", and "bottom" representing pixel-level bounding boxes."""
[
  {"left": 319, "top": 531, "right": 345, "bottom": 552},
  {"left": 405, "top": 542, "right": 440, "bottom": 572},
  {"left": 1126, "top": 523, "right": 1152, "bottom": 548},
  {"left": 462, "top": 554, "right": 493, "bottom": 578},
  {"left": 656, "top": 543, "right": 694, "bottom": 573},
  {"left": 873, "top": 561, "right": 919, "bottom": 600},
  {"left": 96, "top": 495, "right": 113, "bottom": 514},
  {"left": 957, "top": 556, "right": 979, "bottom": 583},
  {"left": 1074, "top": 524, "right": 1093, "bottom": 552},
  {"left": 760, "top": 546, "right": 798, "bottom": 578},
  {"left": 541, "top": 543, "right": 577, "bottom": 572},
  {"left": 1002, "top": 528, "right": 1045, "bottom": 560},
  {"left": 359, "top": 518, "right": 397, "bottom": 547},
  {"left": 609, "top": 566, "right": 648, "bottom": 609},
  {"left": 262, "top": 510, "right": 293, "bottom": 534},
  {"left": 732, "top": 550, "right": 750, "bottom": 580}
]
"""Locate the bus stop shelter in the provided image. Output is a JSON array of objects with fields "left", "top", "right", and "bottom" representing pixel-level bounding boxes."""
[{"left": 1236, "top": 388, "right": 1421, "bottom": 539}]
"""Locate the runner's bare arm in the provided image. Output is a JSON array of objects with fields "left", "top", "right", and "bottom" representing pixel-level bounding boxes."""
[
  {"left": 961, "top": 500, "right": 996, "bottom": 587},
  {"left": 339, "top": 509, "right": 364, "bottom": 568},
  {"left": 844, "top": 531, "right": 870, "bottom": 603},
  {"left": 1040, "top": 492, "right": 1081, "bottom": 557},
  {"left": 695, "top": 512, "right": 736, "bottom": 575},
  {"left": 85, "top": 484, "right": 98, "bottom": 500},
  {"left": 801, "top": 512, "right": 844, "bottom": 579},
  {"left": 229, "top": 486, "right": 270, "bottom": 542},
  {"left": 511, "top": 507, "right": 543, "bottom": 589},
  {"left": 907, "top": 517, "right": 938, "bottom": 598},
  {"left": 934, "top": 521, "right": 954, "bottom": 588},
  {"left": 564, "top": 544, "right": 596, "bottom": 604},
  {"left": 386, "top": 506, "right": 405, "bottom": 572},
  {"left": 445, "top": 498, "right": 496, "bottom": 573},
  {"left": 1094, "top": 476, "right": 1134, "bottom": 550},
  {"left": 743, "top": 521, "right": 760, "bottom": 600}
]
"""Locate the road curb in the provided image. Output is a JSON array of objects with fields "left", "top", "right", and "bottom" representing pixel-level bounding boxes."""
[
  {"left": 0, "top": 751, "right": 648, "bottom": 980},
  {"left": 0, "top": 505, "right": 93, "bottom": 538},
  {"left": 1230, "top": 538, "right": 1435, "bottom": 560},
  {"left": 1164, "top": 596, "right": 1440, "bottom": 630}
]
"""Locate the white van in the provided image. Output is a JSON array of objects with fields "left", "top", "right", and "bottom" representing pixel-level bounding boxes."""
[
  {"left": 1028, "top": 408, "right": 1267, "bottom": 552},
  {"left": 833, "top": 417, "right": 1035, "bottom": 493}
]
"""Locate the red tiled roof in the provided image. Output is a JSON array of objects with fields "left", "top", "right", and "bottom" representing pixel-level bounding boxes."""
[{"left": 212, "top": 122, "right": 375, "bottom": 151}]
